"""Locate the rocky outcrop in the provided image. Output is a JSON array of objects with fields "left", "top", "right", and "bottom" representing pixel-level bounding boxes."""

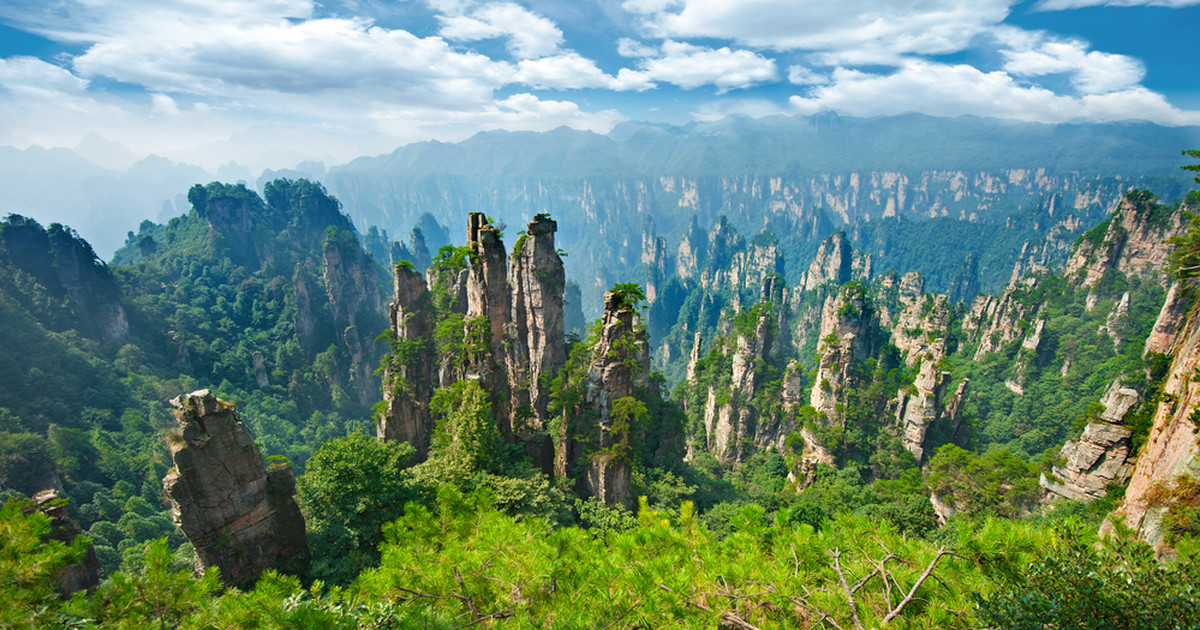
[
  {"left": 0, "top": 216, "right": 129, "bottom": 344},
  {"left": 1042, "top": 380, "right": 1140, "bottom": 502},
  {"left": 641, "top": 217, "right": 670, "bottom": 303},
  {"left": 379, "top": 213, "right": 568, "bottom": 456},
  {"left": 576, "top": 290, "right": 653, "bottom": 507},
  {"left": 962, "top": 277, "right": 1041, "bottom": 359},
  {"left": 1145, "top": 283, "right": 1190, "bottom": 356},
  {"left": 564, "top": 282, "right": 586, "bottom": 337},
  {"left": 892, "top": 342, "right": 952, "bottom": 462},
  {"left": 377, "top": 265, "right": 436, "bottom": 459},
  {"left": 800, "top": 231, "right": 852, "bottom": 291},
  {"left": 32, "top": 490, "right": 101, "bottom": 596},
  {"left": 508, "top": 214, "right": 567, "bottom": 426},
  {"left": 1064, "top": 191, "right": 1186, "bottom": 290},
  {"left": 1105, "top": 296, "right": 1200, "bottom": 549},
  {"left": 675, "top": 216, "right": 707, "bottom": 279},
  {"left": 163, "top": 390, "right": 307, "bottom": 586},
  {"left": 322, "top": 233, "right": 388, "bottom": 404},
  {"left": 691, "top": 305, "right": 780, "bottom": 464},
  {"left": 805, "top": 283, "right": 878, "bottom": 468}
]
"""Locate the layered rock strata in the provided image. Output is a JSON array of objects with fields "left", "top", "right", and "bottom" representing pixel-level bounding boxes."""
[
  {"left": 1105, "top": 297, "right": 1200, "bottom": 549},
  {"left": 163, "top": 390, "right": 307, "bottom": 585},
  {"left": 1041, "top": 380, "right": 1140, "bottom": 501}
]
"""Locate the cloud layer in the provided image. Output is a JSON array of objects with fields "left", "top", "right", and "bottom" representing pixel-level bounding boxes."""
[{"left": 0, "top": 0, "right": 1195, "bottom": 171}]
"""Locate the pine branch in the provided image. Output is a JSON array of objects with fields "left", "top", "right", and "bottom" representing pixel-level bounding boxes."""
[{"left": 881, "top": 547, "right": 950, "bottom": 625}]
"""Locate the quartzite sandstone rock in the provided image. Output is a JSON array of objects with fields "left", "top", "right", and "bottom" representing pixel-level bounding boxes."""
[
  {"left": 1041, "top": 380, "right": 1140, "bottom": 502},
  {"left": 377, "top": 264, "right": 436, "bottom": 459},
  {"left": 163, "top": 390, "right": 307, "bottom": 586}
]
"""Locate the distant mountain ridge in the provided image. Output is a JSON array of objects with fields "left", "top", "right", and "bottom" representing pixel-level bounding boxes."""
[{"left": 325, "top": 113, "right": 1200, "bottom": 315}]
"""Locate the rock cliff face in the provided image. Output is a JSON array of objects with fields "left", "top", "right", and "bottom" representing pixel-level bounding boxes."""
[
  {"left": 576, "top": 290, "right": 653, "bottom": 507},
  {"left": 0, "top": 217, "right": 129, "bottom": 344},
  {"left": 508, "top": 214, "right": 567, "bottom": 425},
  {"left": 377, "top": 265, "right": 436, "bottom": 459},
  {"left": 691, "top": 305, "right": 780, "bottom": 464},
  {"left": 892, "top": 341, "right": 953, "bottom": 462},
  {"left": 33, "top": 490, "right": 101, "bottom": 596},
  {"left": 1065, "top": 191, "right": 1187, "bottom": 290},
  {"left": 379, "top": 213, "right": 567, "bottom": 459},
  {"left": 961, "top": 277, "right": 1041, "bottom": 360},
  {"left": 1042, "top": 380, "right": 1140, "bottom": 502},
  {"left": 1105, "top": 295, "right": 1200, "bottom": 549},
  {"left": 322, "top": 233, "right": 388, "bottom": 405},
  {"left": 163, "top": 390, "right": 307, "bottom": 586},
  {"left": 801, "top": 231, "right": 853, "bottom": 291}
]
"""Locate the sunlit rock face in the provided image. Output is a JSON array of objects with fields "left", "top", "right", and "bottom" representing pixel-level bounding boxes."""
[{"left": 163, "top": 390, "right": 307, "bottom": 586}]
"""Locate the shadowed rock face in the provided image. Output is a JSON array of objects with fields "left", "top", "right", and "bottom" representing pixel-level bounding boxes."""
[{"left": 163, "top": 390, "right": 307, "bottom": 586}]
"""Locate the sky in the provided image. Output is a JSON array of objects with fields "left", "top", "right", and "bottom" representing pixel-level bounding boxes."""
[{"left": 0, "top": 0, "right": 1198, "bottom": 173}]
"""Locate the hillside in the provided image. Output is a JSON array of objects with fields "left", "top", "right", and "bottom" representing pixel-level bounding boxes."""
[{"left": 1, "top": 175, "right": 1199, "bottom": 627}]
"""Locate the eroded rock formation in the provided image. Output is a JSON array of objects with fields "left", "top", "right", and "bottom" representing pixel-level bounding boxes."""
[
  {"left": 1042, "top": 380, "right": 1140, "bottom": 502},
  {"left": 163, "top": 390, "right": 307, "bottom": 586},
  {"left": 1104, "top": 295, "right": 1200, "bottom": 549},
  {"left": 379, "top": 213, "right": 567, "bottom": 457},
  {"left": 577, "top": 290, "right": 652, "bottom": 507}
]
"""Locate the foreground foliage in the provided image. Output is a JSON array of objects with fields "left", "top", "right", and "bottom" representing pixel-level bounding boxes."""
[{"left": 7, "top": 488, "right": 1197, "bottom": 629}]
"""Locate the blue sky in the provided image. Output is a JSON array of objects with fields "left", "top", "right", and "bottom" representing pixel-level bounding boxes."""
[{"left": 0, "top": 0, "right": 1197, "bottom": 172}]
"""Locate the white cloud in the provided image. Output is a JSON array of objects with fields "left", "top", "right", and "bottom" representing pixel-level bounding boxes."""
[
  {"left": 514, "top": 53, "right": 654, "bottom": 90},
  {"left": 617, "top": 37, "right": 658, "bottom": 58},
  {"left": 0, "top": 56, "right": 90, "bottom": 96},
  {"left": 150, "top": 93, "right": 181, "bottom": 116},
  {"left": 625, "top": 0, "right": 1016, "bottom": 59},
  {"left": 788, "top": 60, "right": 1200, "bottom": 125},
  {"left": 1000, "top": 35, "right": 1144, "bottom": 94},
  {"left": 1037, "top": 0, "right": 1200, "bottom": 9},
  {"left": 437, "top": 2, "right": 563, "bottom": 58},
  {"left": 629, "top": 40, "right": 778, "bottom": 92},
  {"left": 787, "top": 65, "right": 829, "bottom": 86},
  {"left": 0, "top": 1, "right": 628, "bottom": 170}
]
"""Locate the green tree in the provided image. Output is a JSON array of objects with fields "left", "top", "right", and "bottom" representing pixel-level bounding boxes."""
[
  {"left": 296, "top": 432, "right": 416, "bottom": 585},
  {"left": 0, "top": 498, "right": 90, "bottom": 627}
]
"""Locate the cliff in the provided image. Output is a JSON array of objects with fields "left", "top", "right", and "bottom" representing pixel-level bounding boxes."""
[
  {"left": 1105, "top": 292, "right": 1200, "bottom": 550},
  {"left": 162, "top": 390, "right": 307, "bottom": 586},
  {"left": 688, "top": 303, "right": 781, "bottom": 465},
  {"left": 1042, "top": 380, "right": 1140, "bottom": 502},
  {"left": 1064, "top": 191, "right": 1187, "bottom": 291},
  {"left": 0, "top": 216, "right": 128, "bottom": 344},
  {"left": 378, "top": 213, "right": 567, "bottom": 462},
  {"left": 377, "top": 264, "right": 436, "bottom": 459}
]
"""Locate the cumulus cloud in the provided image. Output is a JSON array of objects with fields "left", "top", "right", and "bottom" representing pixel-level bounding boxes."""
[
  {"left": 437, "top": 2, "right": 564, "bottom": 59},
  {"left": 0, "top": 0, "right": 630, "bottom": 169},
  {"left": 624, "top": 0, "right": 1016, "bottom": 59},
  {"left": 788, "top": 60, "right": 1200, "bottom": 125},
  {"left": 1037, "top": 0, "right": 1200, "bottom": 9},
  {"left": 998, "top": 31, "right": 1144, "bottom": 94},
  {"left": 621, "top": 40, "right": 777, "bottom": 92}
]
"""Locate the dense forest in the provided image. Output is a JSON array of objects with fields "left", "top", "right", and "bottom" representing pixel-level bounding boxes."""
[{"left": 2, "top": 165, "right": 1200, "bottom": 628}]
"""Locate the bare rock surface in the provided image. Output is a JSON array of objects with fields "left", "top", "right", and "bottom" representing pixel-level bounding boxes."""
[{"left": 163, "top": 390, "right": 307, "bottom": 586}]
